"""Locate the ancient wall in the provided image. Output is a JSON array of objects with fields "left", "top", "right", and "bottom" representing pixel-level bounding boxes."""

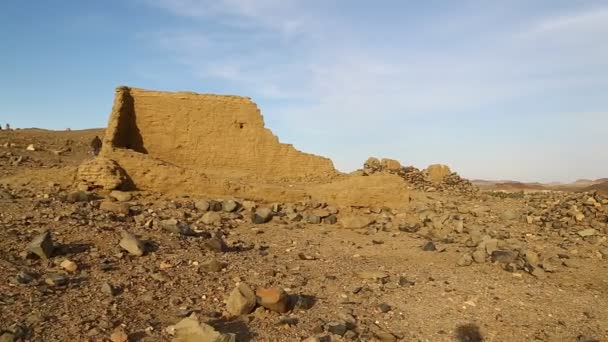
[{"left": 101, "top": 87, "right": 336, "bottom": 179}]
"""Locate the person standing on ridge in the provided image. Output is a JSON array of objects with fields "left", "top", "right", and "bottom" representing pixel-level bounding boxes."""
[{"left": 90, "top": 136, "right": 102, "bottom": 156}]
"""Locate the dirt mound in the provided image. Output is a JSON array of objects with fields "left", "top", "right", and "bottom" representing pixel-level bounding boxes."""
[{"left": 101, "top": 87, "right": 336, "bottom": 185}]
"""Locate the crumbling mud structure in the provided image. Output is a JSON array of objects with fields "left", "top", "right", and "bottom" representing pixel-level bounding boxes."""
[{"left": 77, "top": 87, "right": 343, "bottom": 200}]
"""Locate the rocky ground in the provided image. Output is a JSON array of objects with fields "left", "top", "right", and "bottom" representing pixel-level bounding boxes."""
[{"left": 0, "top": 129, "right": 607, "bottom": 342}]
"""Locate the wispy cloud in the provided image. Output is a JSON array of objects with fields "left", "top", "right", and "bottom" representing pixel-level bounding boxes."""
[{"left": 136, "top": 1, "right": 608, "bottom": 180}]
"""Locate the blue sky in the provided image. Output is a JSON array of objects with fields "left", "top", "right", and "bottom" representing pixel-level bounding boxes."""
[{"left": 1, "top": 0, "right": 607, "bottom": 182}]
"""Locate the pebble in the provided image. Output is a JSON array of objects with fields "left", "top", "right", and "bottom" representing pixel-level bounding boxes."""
[
  {"left": 60, "top": 259, "right": 78, "bottom": 272},
  {"left": 422, "top": 241, "right": 436, "bottom": 251},
  {"left": 201, "top": 258, "right": 228, "bottom": 272},
  {"left": 378, "top": 303, "right": 392, "bottom": 313},
  {"left": 45, "top": 274, "right": 68, "bottom": 286},
  {"left": 109, "top": 329, "right": 129, "bottom": 342},
  {"left": 101, "top": 282, "right": 117, "bottom": 296},
  {"left": 325, "top": 321, "right": 347, "bottom": 336}
]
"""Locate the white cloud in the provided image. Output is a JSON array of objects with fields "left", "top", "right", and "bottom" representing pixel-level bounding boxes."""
[{"left": 136, "top": 1, "right": 608, "bottom": 180}]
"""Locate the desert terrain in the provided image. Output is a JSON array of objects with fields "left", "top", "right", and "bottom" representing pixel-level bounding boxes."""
[{"left": 0, "top": 87, "right": 607, "bottom": 342}]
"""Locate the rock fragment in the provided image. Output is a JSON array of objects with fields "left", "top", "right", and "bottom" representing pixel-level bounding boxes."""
[
  {"left": 109, "top": 190, "right": 132, "bottom": 202},
  {"left": 27, "top": 230, "right": 54, "bottom": 259},
  {"left": 100, "top": 201, "right": 130, "bottom": 215},
  {"left": 60, "top": 259, "right": 78, "bottom": 272},
  {"left": 222, "top": 199, "right": 239, "bottom": 213},
  {"left": 340, "top": 216, "right": 374, "bottom": 229},
  {"left": 202, "top": 212, "right": 222, "bottom": 225},
  {"left": 252, "top": 207, "right": 273, "bottom": 224},
  {"left": 457, "top": 254, "right": 473, "bottom": 266},
  {"left": 226, "top": 283, "right": 256, "bottom": 316},
  {"left": 171, "top": 314, "right": 235, "bottom": 342},
  {"left": 119, "top": 231, "right": 145, "bottom": 256},
  {"left": 256, "top": 287, "right": 290, "bottom": 313}
]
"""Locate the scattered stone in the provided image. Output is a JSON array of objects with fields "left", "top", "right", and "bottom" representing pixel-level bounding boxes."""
[
  {"left": 201, "top": 258, "right": 227, "bottom": 272},
  {"left": 524, "top": 250, "right": 539, "bottom": 266},
  {"left": 457, "top": 254, "right": 473, "bottom": 266},
  {"left": 109, "top": 329, "right": 129, "bottom": 342},
  {"left": 100, "top": 201, "right": 130, "bottom": 215},
  {"left": 422, "top": 241, "right": 436, "bottom": 251},
  {"left": 222, "top": 199, "right": 239, "bottom": 213},
  {"left": 286, "top": 213, "right": 303, "bottom": 222},
  {"left": 66, "top": 191, "right": 92, "bottom": 203},
  {"left": 171, "top": 314, "right": 235, "bottom": 342},
  {"left": 27, "top": 230, "right": 54, "bottom": 259},
  {"left": 209, "top": 200, "right": 223, "bottom": 211},
  {"left": 26, "top": 144, "right": 36, "bottom": 151},
  {"left": 60, "top": 259, "right": 78, "bottom": 272},
  {"left": 109, "top": 190, "right": 132, "bottom": 202},
  {"left": 119, "top": 231, "right": 145, "bottom": 256},
  {"left": 298, "top": 253, "right": 317, "bottom": 261},
  {"left": 252, "top": 207, "right": 273, "bottom": 224},
  {"left": 15, "top": 272, "right": 35, "bottom": 285},
  {"left": 398, "top": 276, "right": 415, "bottom": 287},
  {"left": 306, "top": 214, "right": 321, "bottom": 224},
  {"left": 325, "top": 321, "right": 348, "bottom": 336},
  {"left": 204, "top": 234, "right": 228, "bottom": 253},
  {"left": 472, "top": 250, "right": 486, "bottom": 263},
  {"left": 340, "top": 216, "right": 374, "bottom": 229},
  {"left": 292, "top": 295, "right": 315, "bottom": 310},
  {"left": 101, "top": 282, "right": 117, "bottom": 296},
  {"left": 378, "top": 303, "right": 392, "bottom": 313},
  {"left": 256, "top": 287, "right": 290, "bottom": 313},
  {"left": 195, "top": 200, "right": 210, "bottom": 211},
  {"left": 0, "top": 332, "right": 16, "bottom": 342},
  {"left": 324, "top": 214, "right": 338, "bottom": 225},
  {"left": 374, "top": 331, "right": 398, "bottom": 342},
  {"left": 491, "top": 250, "right": 519, "bottom": 264},
  {"left": 202, "top": 212, "right": 222, "bottom": 225},
  {"left": 226, "top": 283, "right": 257, "bottom": 316},
  {"left": 312, "top": 209, "right": 331, "bottom": 218},
  {"left": 356, "top": 271, "right": 388, "bottom": 281},
  {"left": 160, "top": 219, "right": 195, "bottom": 236},
  {"left": 45, "top": 274, "right": 68, "bottom": 286},
  {"left": 577, "top": 229, "right": 597, "bottom": 237}
]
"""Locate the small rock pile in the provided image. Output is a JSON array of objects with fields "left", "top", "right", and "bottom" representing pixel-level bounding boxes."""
[
  {"left": 524, "top": 191, "right": 608, "bottom": 234},
  {"left": 362, "top": 157, "right": 476, "bottom": 193}
]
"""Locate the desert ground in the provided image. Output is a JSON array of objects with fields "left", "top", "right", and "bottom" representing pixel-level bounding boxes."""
[{"left": 0, "top": 90, "right": 607, "bottom": 342}]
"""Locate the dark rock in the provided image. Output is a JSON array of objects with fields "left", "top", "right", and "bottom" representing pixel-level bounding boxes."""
[
  {"left": 491, "top": 250, "right": 519, "bottom": 264},
  {"left": 422, "top": 241, "right": 436, "bottom": 251}
]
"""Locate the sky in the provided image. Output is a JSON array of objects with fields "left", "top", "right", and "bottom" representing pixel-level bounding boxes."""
[{"left": 1, "top": 0, "right": 607, "bottom": 182}]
